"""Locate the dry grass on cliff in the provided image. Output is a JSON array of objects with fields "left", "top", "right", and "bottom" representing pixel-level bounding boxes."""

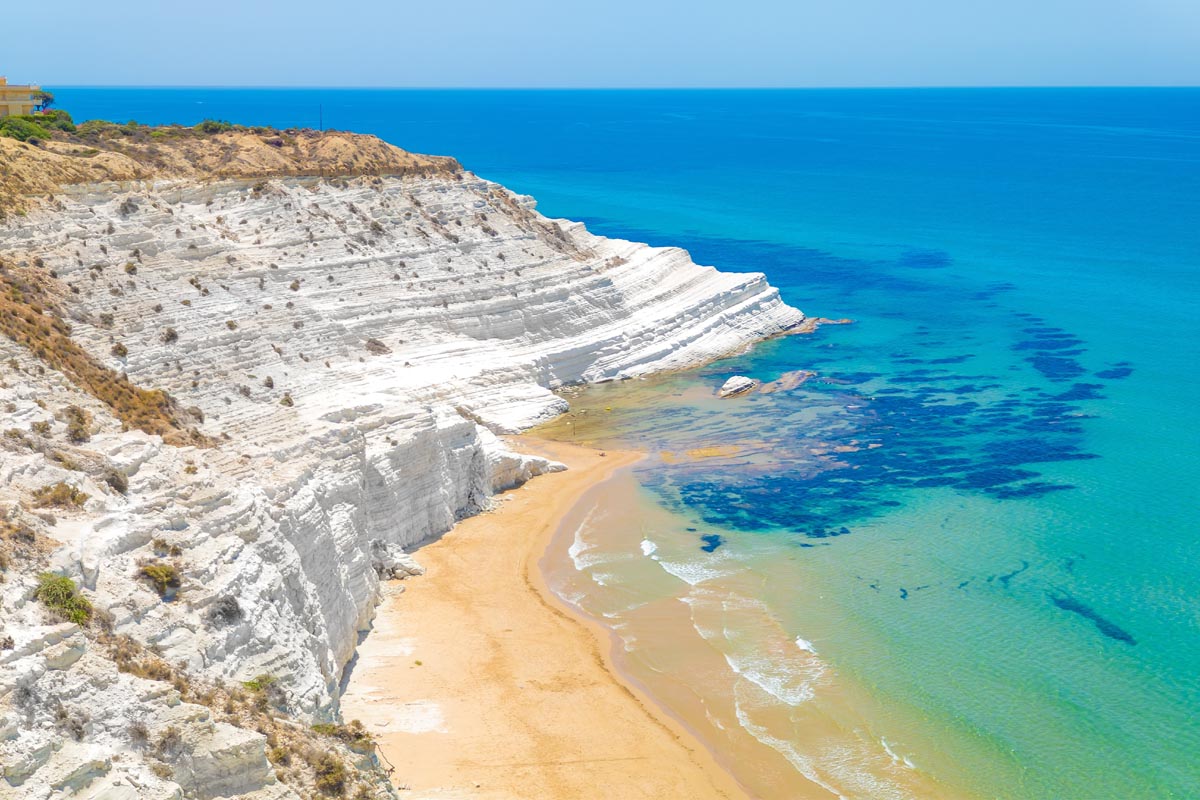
[
  {"left": 0, "top": 260, "right": 205, "bottom": 445},
  {"left": 0, "top": 121, "right": 461, "bottom": 216},
  {"left": 100, "top": 632, "right": 390, "bottom": 798}
]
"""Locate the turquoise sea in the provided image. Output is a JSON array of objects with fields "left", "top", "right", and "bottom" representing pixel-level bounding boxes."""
[{"left": 57, "top": 88, "right": 1200, "bottom": 798}]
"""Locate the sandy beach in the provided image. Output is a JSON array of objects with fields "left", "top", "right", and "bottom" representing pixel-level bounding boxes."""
[{"left": 341, "top": 436, "right": 749, "bottom": 800}]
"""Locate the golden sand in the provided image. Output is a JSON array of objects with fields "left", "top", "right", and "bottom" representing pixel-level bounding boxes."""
[{"left": 340, "top": 436, "right": 749, "bottom": 800}]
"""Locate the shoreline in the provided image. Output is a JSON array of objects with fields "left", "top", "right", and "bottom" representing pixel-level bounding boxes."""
[{"left": 341, "top": 435, "right": 750, "bottom": 800}]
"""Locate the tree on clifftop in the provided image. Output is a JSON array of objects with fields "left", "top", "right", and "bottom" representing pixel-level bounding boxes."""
[{"left": 32, "top": 90, "right": 55, "bottom": 111}]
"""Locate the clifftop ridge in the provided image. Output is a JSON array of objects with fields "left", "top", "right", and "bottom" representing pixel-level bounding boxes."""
[{"left": 0, "top": 122, "right": 460, "bottom": 215}]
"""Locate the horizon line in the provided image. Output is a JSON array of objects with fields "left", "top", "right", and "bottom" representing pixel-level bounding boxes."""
[{"left": 39, "top": 84, "right": 1200, "bottom": 91}]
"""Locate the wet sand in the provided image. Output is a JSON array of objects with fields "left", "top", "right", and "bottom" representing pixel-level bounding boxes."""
[{"left": 341, "top": 436, "right": 749, "bottom": 800}]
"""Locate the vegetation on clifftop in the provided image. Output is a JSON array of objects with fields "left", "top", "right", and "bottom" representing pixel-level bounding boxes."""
[
  {"left": 0, "top": 110, "right": 76, "bottom": 143},
  {"left": 0, "top": 107, "right": 462, "bottom": 217}
]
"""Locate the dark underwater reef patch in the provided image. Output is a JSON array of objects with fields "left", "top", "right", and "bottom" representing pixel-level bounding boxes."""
[
  {"left": 1095, "top": 363, "right": 1134, "bottom": 380},
  {"left": 1050, "top": 594, "right": 1137, "bottom": 645},
  {"left": 573, "top": 217, "right": 946, "bottom": 301},
  {"left": 656, "top": 360, "right": 1105, "bottom": 537},
  {"left": 1012, "top": 320, "right": 1092, "bottom": 382},
  {"left": 574, "top": 225, "right": 1135, "bottom": 550},
  {"left": 897, "top": 249, "right": 952, "bottom": 269},
  {"left": 995, "top": 560, "right": 1030, "bottom": 588}
]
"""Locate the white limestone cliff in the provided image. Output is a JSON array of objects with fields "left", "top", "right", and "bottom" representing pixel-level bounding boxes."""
[{"left": 0, "top": 168, "right": 803, "bottom": 796}]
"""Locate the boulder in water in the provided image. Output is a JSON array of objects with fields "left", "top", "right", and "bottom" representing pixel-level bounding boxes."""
[{"left": 718, "top": 375, "right": 759, "bottom": 398}]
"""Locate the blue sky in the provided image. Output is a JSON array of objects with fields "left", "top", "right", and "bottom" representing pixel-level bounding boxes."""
[{"left": 5, "top": 0, "right": 1198, "bottom": 87}]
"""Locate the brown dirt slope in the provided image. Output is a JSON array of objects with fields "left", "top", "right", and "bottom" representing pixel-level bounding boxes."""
[
  {"left": 0, "top": 260, "right": 205, "bottom": 445},
  {"left": 0, "top": 126, "right": 461, "bottom": 214}
]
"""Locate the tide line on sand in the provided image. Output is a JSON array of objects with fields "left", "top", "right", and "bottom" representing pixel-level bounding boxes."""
[{"left": 340, "top": 435, "right": 750, "bottom": 800}]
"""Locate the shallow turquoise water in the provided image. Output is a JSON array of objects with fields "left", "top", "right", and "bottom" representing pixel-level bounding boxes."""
[{"left": 58, "top": 88, "right": 1200, "bottom": 798}]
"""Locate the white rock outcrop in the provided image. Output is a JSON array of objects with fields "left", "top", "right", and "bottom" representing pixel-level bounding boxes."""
[
  {"left": 718, "top": 375, "right": 760, "bottom": 398},
  {"left": 0, "top": 170, "right": 803, "bottom": 796}
]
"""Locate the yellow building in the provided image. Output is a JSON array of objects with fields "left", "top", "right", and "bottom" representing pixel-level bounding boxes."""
[{"left": 0, "top": 77, "right": 41, "bottom": 117}]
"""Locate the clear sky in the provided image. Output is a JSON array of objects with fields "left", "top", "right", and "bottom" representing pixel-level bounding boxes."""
[{"left": 5, "top": 0, "right": 1198, "bottom": 88}]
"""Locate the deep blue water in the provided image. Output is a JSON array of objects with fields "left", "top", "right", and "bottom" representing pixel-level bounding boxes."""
[{"left": 55, "top": 87, "right": 1200, "bottom": 798}]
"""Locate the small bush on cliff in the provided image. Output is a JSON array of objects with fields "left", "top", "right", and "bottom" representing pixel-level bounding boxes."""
[
  {"left": 268, "top": 745, "right": 292, "bottom": 765},
  {"left": 313, "top": 753, "right": 347, "bottom": 796},
  {"left": 62, "top": 404, "right": 92, "bottom": 443},
  {"left": 151, "top": 537, "right": 183, "bottom": 557},
  {"left": 104, "top": 468, "right": 129, "bottom": 494},
  {"left": 244, "top": 673, "right": 287, "bottom": 711},
  {"left": 311, "top": 720, "right": 373, "bottom": 750},
  {"left": 34, "top": 573, "right": 92, "bottom": 624},
  {"left": 205, "top": 595, "right": 242, "bottom": 627},
  {"left": 155, "top": 725, "right": 184, "bottom": 759},
  {"left": 138, "top": 561, "right": 181, "bottom": 597},
  {"left": 52, "top": 451, "right": 81, "bottom": 471},
  {"left": 127, "top": 720, "right": 149, "bottom": 747},
  {"left": 32, "top": 482, "right": 89, "bottom": 509},
  {"left": 244, "top": 674, "right": 276, "bottom": 693}
]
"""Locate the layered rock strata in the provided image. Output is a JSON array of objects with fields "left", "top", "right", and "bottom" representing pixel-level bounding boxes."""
[{"left": 0, "top": 131, "right": 803, "bottom": 797}]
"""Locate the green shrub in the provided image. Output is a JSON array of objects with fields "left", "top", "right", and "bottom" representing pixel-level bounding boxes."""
[
  {"left": 77, "top": 119, "right": 117, "bottom": 137},
  {"left": 32, "top": 482, "right": 89, "bottom": 508},
  {"left": 0, "top": 117, "right": 52, "bottom": 143},
  {"left": 34, "top": 573, "right": 92, "bottom": 624},
  {"left": 195, "top": 119, "right": 235, "bottom": 134},
  {"left": 243, "top": 674, "right": 276, "bottom": 693},
  {"left": 311, "top": 720, "right": 373, "bottom": 748},
  {"left": 38, "top": 109, "right": 75, "bottom": 132},
  {"left": 138, "top": 562, "right": 181, "bottom": 597}
]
